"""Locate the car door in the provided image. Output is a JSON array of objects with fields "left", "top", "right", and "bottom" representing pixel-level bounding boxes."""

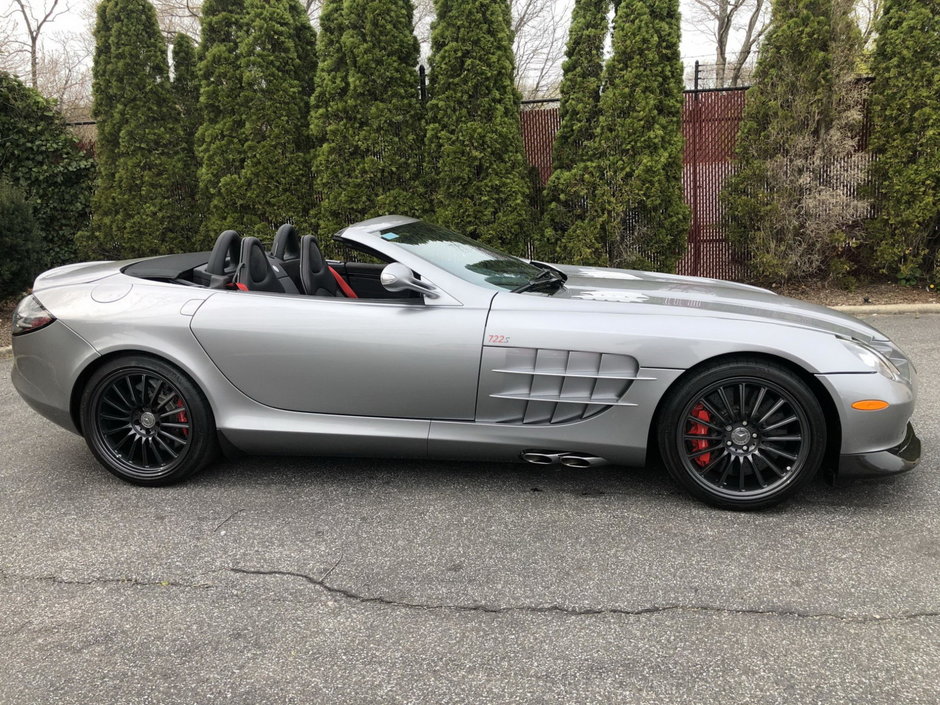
[{"left": 189, "top": 291, "right": 492, "bottom": 420}]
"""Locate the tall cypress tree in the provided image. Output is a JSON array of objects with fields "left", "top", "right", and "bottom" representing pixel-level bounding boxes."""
[
  {"left": 868, "top": 0, "right": 939, "bottom": 281},
  {"left": 196, "top": 0, "right": 246, "bottom": 242},
  {"left": 541, "top": 0, "right": 609, "bottom": 263},
  {"left": 88, "top": 0, "right": 191, "bottom": 258},
  {"left": 229, "top": 0, "right": 311, "bottom": 237},
  {"left": 287, "top": 0, "right": 318, "bottom": 103},
  {"left": 310, "top": 0, "right": 354, "bottom": 236},
  {"left": 89, "top": 0, "right": 117, "bottom": 237},
  {"left": 425, "top": 0, "right": 533, "bottom": 252},
  {"left": 722, "top": 0, "right": 865, "bottom": 282},
  {"left": 585, "top": 0, "right": 688, "bottom": 270},
  {"left": 172, "top": 33, "right": 200, "bottom": 227},
  {"left": 313, "top": 0, "right": 424, "bottom": 233}
]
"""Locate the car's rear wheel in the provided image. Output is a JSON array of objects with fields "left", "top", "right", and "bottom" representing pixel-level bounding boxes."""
[
  {"left": 80, "top": 356, "right": 217, "bottom": 486},
  {"left": 658, "top": 359, "right": 827, "bottom": 510}
]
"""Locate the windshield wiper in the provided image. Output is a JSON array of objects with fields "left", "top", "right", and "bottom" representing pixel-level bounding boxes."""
[{"left": 511, "top": 265, "right": 566, "bottom": 294}]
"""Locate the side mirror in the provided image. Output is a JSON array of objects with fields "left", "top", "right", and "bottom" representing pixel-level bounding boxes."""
[{"left": 380, "top": 262, "right": 439, "bottom": 299}]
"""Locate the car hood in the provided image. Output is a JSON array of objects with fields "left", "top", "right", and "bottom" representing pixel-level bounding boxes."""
[{"left": 550, "top": 264, "right": 888, "bottom": 343}]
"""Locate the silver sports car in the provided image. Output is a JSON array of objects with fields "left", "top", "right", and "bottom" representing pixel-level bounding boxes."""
[{"left": 11, "top": 215, "right": 920, "bottom": 509}]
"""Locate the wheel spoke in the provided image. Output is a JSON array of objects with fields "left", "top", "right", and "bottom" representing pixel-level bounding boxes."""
[
  {"left": 154, "top": 434, "right": 179, "bottom": 460},
  {"left": 107, "top": 386, "right": 132, "bottom": 412},
  {"left": 738, "top": 456, "right": 745, "bottom": 491},
  {"left": 699, "top": 398, "right": 729, "bottom": 425},
  {"left": 716, "top": 387, "right": 736, "bottom": 420},
  {"left": 764, "top": 434, "right": 802, "bottom": 442},
  {"left": 698, "top": 449, "right": 729, "bottom": 474},
  {"left": 158, "top": 429, "right": 186, "bottom": 445},
  {"left": 102, "top": 423, "right": 132, "bottom": 436},
  {"left": 688, "top": 444, "right": 724, "bottom": 459},
  {"left": 125, "top": 377, "right": 138, "bottom": 407},
  {"left": 761, "top": 444, "right": 797, "bottom": 461},
  {"left": 683, "top": 433, "right": 723, "bottom": 441},
  {"left": 717, "top": 455, "right": 734, "bottom": 486},
  {"left": 161, "top": 422, "right": 190, "bottom": 430},
  {"left": 757, "top": 398, "right": 785, "bottom": 426},
  {"left": 757, "top": 452, "right": 788, "bottom": 478},
  {"left": 749, "top": 387, "right": 767, "bottom": 423},
  {"left": 763, "top": 415, "right": 797, "bottom": 432},
  {"left": 738, "top": 383, "right": 748, "bottom": 418},
  {"left": 686, "top": 415, "right": 725, "bottom": 432},
  {"left": 747, "top": 456, "right": 767, "bottom": 488}
]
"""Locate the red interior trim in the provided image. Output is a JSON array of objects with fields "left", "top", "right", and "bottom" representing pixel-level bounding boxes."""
[{"left": 328, "top": 266, "right": 358, "bottom": 298}]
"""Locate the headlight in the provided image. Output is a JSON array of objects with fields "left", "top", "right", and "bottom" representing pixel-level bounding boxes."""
[
  {"left": 841, "top": 339, "right": 902, "bottom": 381},
  {"left": 12, "top": 295, "right": 56, "bottom": 336}
]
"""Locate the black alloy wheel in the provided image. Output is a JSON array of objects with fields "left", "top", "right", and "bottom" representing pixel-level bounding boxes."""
[
  {"left": 81, "top": 356, "right": 217, "bottom": 485},
  {"left": 659, "top": 359, "right": 827, "bottom": 510}
]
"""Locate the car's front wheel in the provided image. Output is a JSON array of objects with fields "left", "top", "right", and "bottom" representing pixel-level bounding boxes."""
[
  {"left": 80, "top": 356, "right": 217, "bottom": 486},
  {"left": 658, "top": 358, "right": 827, "bottom": 510}
]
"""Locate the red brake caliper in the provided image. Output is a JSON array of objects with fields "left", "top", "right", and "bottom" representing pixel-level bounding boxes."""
[
  {"left": 176, "top": 399, "right": 189, "bottom": 438},
  {"left": 689, "top": 403, "right": 711, "bottom": 467}
]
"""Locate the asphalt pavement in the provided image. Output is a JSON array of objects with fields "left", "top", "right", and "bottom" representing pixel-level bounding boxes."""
[{"left": 1, "top": 314, "right": 938, "bottom": 704}]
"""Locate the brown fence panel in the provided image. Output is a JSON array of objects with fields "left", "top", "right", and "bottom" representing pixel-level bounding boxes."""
[{"left": 520, "top": 89, "right": 749, "bottom": 279}]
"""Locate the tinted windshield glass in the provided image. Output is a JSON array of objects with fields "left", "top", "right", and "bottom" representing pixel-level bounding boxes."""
[{"left": 378, "top": 222, "right": 541, "bottom": 291}]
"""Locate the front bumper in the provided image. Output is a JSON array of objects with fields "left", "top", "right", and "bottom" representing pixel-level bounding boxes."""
[{"left": 838, "top": 422, "right": 921, "bottom": 479}]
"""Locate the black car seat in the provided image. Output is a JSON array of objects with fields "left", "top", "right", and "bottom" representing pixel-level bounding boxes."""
[
  {"left": 300, "top": 234, "right": 357, "bottom": 298},
  {"left": 235, "top": 237, "right": 299, "bottom": 293},
  {"left": 194, "top": 229, "right": 241, "bottom": 288},
  {"left": 270, "top": 223, "right": 302, "bottom": 288}
]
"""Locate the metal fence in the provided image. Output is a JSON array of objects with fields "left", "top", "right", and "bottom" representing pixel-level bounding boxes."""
[
  {"left": 520, "top": 88, "right": 749, "bottom": 279},
  {"left": 521, "top": 82, "right": 874, "bottom": 279}
]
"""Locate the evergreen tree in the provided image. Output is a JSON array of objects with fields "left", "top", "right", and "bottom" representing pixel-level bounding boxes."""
[
  {"left": 0, "top": 180, "right": 41, "bottom": 297},
  {"left": 582, "top": 0, "right": 688, "bottom": 270},
  {"left": 541, "top": 0, "right": 609, "bottom": 263},
  {"left": 287, "top": 0, "right": 318, "bottom": 103},
  {"left": 172, "top": 33, "right": 200, "bottom": 227},
  {"left": 868, "top": 0, "right": 940, "bottom": 282},
  {"left": 310, "top": 0, "right": 354, "bottom": 236},
  {"left": 722, "top": 0, "right": 866, "bottom": 282},
  {"left": 196, "top": 0, "right": 246, "bottom": 242},
  {"left": 87, "top": 0, "right": 191, "bottom": 258},
  {"left": 313, "top": 0, "right": 424, "bottom": 235},
  {"left": 229, "top": 0, "right": 311, "bottom": 238},
  {"left": 424, "top": 0, "right": 534, "bottom": 252}
]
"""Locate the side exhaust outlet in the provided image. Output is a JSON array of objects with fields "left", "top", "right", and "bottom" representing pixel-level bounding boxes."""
[
  {"left": 559, "top": 454, "right": 608, "bottom": 468},
  {"left": 520, "top": 451, "right": 562, "bottom": 465}
]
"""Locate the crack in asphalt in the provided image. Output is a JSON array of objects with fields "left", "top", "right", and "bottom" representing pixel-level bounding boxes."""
[
  {"left": 4, "top": 565, "right": 938, "bottom": 624},
  {"left": 228, "top": 567, "right": 940, "bottom": 624},
  {"left": 0, "top": 569, "right": 212, "bottom": 590}
]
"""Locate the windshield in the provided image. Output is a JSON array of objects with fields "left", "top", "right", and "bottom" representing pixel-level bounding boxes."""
[{"left": 378, "top": 221, "right": 543, "bottom": 291}]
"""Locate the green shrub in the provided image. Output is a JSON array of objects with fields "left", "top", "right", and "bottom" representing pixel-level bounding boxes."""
[
  {"left": 867, "top": 0, "right": 940, "bottom": 282},
  {"left": 0, "top": 73, "right": 93, "bottom": 270},
  {"left": 721, "top": 0, "right": 866, "bottom": 283},
  {"left": 0, "top": 180, "right": 42, "bottom": 298}
]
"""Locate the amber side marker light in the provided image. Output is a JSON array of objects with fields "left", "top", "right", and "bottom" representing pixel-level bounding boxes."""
[{"left": 851, "top": 400, "right": 890, "bottom": 411}]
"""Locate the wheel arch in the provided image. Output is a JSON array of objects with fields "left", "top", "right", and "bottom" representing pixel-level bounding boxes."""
[
  {"left": 69, "top": 349, "right": 216, "bottom": 435},
  {"left": 646, "top": 351, "right": 842, "bottom": 474}
]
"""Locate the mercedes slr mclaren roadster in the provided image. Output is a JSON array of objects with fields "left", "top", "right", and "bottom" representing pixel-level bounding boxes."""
[{"left": 11, "top": 215, "right": 921, "bottom": 509}]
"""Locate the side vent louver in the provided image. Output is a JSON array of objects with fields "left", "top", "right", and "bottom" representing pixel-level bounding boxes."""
[{"left": 477, "top": 347, "right": 653, "bottom": 425}]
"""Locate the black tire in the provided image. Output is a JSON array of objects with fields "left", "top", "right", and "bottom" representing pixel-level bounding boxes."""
[
  {"left": 657, "top": 358, "right": 826, "bottom": 510},
  {"left": 80, "top": 355, "right": 218, "bottom": 486}
]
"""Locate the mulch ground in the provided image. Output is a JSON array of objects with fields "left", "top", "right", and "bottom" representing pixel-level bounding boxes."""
[{"left": 1, "top": 282, "right": 937, "bottom": 349}]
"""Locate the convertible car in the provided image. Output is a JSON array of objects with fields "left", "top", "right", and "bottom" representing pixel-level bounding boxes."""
[{"left": 11, "top": 215, "right": 920, "bottom": 509}]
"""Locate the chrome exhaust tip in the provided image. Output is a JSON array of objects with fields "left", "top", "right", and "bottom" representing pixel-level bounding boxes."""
[
  {"left": 520, "top": 451, "right": 562, "bottom": 465},
  {"left": 559, "top": 454, "right": 608, "bottom": 468}
]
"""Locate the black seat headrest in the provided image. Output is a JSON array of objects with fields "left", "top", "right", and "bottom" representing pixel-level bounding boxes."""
[
  {"left": 300, "top": 234, "right": 341, "bottom": 297},
  {"left": 236, "top": 237, "right": 287, "bottom": 293},
  {"left": 206, "top": 230, "right": 241, "bottom": 275},
  {"left": 271, "top": 223, "right": 300, "bottom": 262}
]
